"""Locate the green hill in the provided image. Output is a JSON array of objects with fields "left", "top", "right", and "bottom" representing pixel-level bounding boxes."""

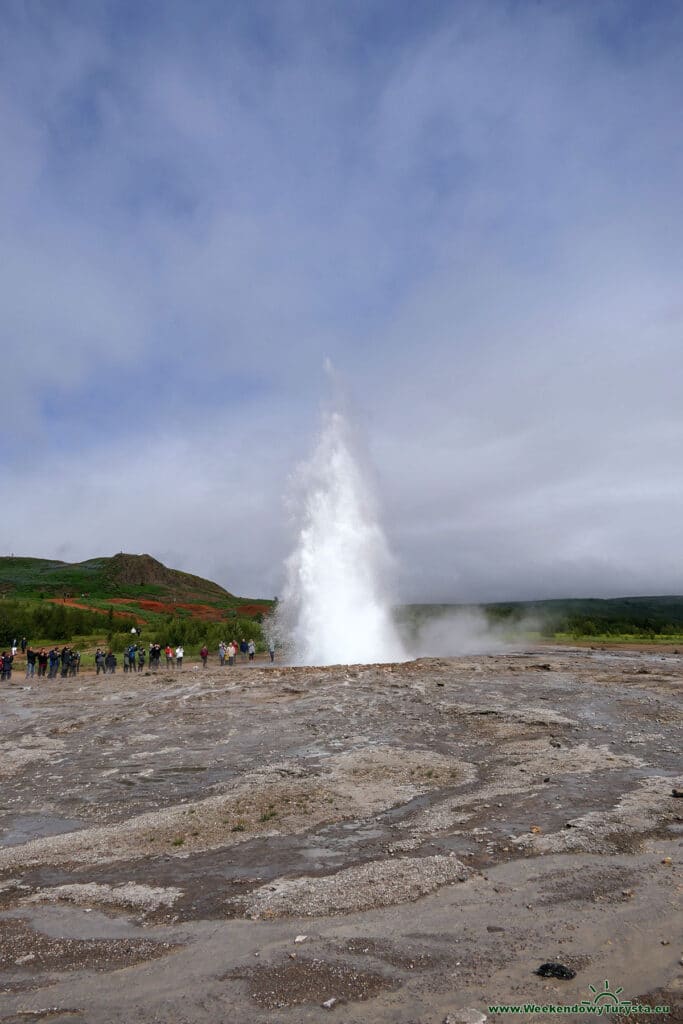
[
  {"left": 0, "top": 554, "right": 272, "bottom": 651},
  {"left": 0, "top": 552, "right": 239, "bottom": 602}
]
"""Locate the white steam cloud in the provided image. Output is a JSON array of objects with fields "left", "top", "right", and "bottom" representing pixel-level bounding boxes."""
[{"left": 404, "top": 608, "right": 538, "bottom": 657}]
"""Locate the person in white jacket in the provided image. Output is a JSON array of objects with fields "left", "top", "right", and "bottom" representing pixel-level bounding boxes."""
[{"left": 175, "top": 645, "right": 184, "bottom": 669}]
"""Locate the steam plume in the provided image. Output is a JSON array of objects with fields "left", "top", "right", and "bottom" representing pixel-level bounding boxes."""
[{"left": 277, "top": 409, "right": 405, "bottom": 666}]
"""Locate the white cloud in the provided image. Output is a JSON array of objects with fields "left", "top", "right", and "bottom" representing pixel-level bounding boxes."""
[{"left": 2, "top": 2, "right": 682, "bottom": 600}]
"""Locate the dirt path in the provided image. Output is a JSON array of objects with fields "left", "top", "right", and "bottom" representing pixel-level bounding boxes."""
[{"left": 0, "top": 649, "right": 681, "bottom": 1022}]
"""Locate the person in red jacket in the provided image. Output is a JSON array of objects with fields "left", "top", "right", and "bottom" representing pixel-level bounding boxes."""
[{"left": 200, "top": 645, "right": 209, "bottom": 668}]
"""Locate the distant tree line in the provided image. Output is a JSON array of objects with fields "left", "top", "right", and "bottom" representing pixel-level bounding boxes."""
[
  {"left": 0, "top": 598, "right": 135, "bottom": 643},
  {"left": 0, "top": 600, "right": 137, "bottom": 645},
  {"left": 0, "top": 598, "right": 265, "bottom": 649},
  {"left": 157, "top": 616, "right": 263, "bottom": 647},
  {"left": 486, "top": 604, "right": 683, "bottom": 637}
]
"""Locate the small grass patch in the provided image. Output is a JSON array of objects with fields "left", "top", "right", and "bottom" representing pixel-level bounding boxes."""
[{"left": 554, "top": 632, "right": 683, "bottom": 645}]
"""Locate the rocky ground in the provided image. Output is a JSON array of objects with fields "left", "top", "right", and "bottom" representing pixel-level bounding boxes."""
[{"left": 0, "top": 649, "right": 681, "bottom": 1023}]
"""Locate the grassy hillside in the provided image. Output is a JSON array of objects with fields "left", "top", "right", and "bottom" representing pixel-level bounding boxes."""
[
  {"left": 0, "top": 553, "right": 273, "bottom": 653},
  {"left": 0, "top": 552, "right": 237, "bottom": 600},
  {"left": 0, "top": 552, "right": 273, "bottom": 611}
]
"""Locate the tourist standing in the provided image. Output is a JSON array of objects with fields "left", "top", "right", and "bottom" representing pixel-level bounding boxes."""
[
  {"left": 200, "top": 645, "right": 209, "bottom": 668},
  {"left": 48, "top": 648, "right": 59, "bottom": 678},
  {"left": 176, "top": 645, "right": 184, "bottom": 669},
  {"left": 25, "top": 647, "right": 36, "bottom": 678}
]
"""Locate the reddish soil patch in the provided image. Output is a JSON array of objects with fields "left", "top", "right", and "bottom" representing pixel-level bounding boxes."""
[
  {"left": 235, "top": 603, "right": 267, "bottom": 616},
  {"left": 136, "top": 600, "right": 176, "bottom": 614},
  {"left": 176, "top": 602, "right": 224, "bottom": 617},
  {"left": 99, "top": 597, "right": 267, "bottom": 621},
  {"left": 111, "top": 598, "right": 229, "bottom": 622},
  {"left": 46, "top": 598, "right": 140, "bottom": 623}
]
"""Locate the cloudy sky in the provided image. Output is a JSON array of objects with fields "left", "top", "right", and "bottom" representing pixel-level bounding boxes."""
[{"left": 2, "top": 0, "right": 682, "bottom": 603}]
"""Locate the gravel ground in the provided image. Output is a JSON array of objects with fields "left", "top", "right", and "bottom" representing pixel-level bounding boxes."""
[{"left": 0, "top": 648, "right": 681, "bottom": 1022}]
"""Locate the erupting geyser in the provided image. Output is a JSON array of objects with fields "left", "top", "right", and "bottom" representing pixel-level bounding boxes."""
[{"left": 278, "top": 409, "right": 406, "bottom": 666}]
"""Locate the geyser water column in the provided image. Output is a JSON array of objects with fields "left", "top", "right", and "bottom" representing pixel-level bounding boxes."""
[{"left": 279, "top": 409, "right": 406, "bottom": 666}]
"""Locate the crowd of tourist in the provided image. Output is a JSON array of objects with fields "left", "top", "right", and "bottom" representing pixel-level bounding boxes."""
[
  {"left": 0, "top": 646, "right": 81, "bottom": 680},
  {"left": 0, "top": 637, "right": 276, "bottom": 680}
]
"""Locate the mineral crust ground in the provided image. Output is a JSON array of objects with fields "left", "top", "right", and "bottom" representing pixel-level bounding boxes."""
[{"left": 0, "top": 649, "right": 681, "bottom": 1023}]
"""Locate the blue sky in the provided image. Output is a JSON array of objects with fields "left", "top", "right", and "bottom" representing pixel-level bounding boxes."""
[{"left": 2, "top": 0, "right": 683, "bottom": 601}]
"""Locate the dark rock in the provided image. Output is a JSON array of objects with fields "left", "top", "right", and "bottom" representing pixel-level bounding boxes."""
[{"left": 535, "top": 962, "right": 576, "bottom": 980}]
